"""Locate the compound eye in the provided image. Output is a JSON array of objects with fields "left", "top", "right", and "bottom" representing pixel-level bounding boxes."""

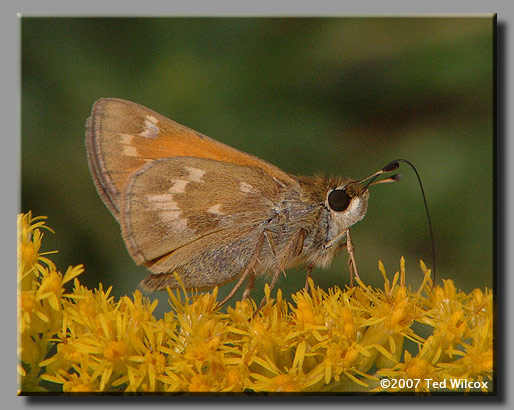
[{"left": 328, "top": 189, "right": 351, "bottom": 212}]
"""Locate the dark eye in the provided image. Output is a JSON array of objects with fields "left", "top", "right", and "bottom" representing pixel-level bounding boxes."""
[{"left": 328, "top": 189, "right": 351, "bottom": 212}]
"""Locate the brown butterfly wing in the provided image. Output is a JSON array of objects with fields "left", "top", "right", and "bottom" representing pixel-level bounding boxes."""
[
  {"left": 139, "top": 226, "right": 264, "bottom": 290},
  {"left": 121, "top": 157, "right": 288, "bottom": 287},
  {"left": 86, "top": 98, "right": 297, "bottom": 220}
]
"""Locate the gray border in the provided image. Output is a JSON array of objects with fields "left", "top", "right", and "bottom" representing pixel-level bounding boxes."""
[{"left": 6, "top": 1, "right": 512, "bottom": 409}]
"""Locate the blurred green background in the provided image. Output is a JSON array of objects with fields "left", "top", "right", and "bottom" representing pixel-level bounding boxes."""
[{"left": 21, "top": 17, "right": 494, "bottom": 316}]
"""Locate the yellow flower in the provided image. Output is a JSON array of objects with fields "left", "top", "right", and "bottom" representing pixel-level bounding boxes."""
[
  {"left": 17, "top": 212, "right": 84, "bottom": 393},
  {"left": 18, "top": 213, "right": 494, "bottom": 394},
  {"left": 17, "top": 212, "right": 56, "bottom": 291}
]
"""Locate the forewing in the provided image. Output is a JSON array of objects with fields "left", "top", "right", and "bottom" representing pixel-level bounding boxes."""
[
  {"left": 86, "top": 98, "right": 296, "bottom": 219},
  {"left": 121, "top": 156, "right": 286, "bottom": 270}
]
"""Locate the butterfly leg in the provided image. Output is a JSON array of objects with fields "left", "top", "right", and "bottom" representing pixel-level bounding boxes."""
[
  {"left": 218, "top": 231, "right": 265, "bottom": 306},
  {"left": 253, "top": 231, "right": 286, "bottom": 311},
  {"left": 264, "top": 231, "right": 286, "bottom": 276},
  {"left": 303, "top": 264, "right": 314, "bottom": 291},
  {"left": 241, "top": 270, "right": 256, "bottom": 301},
  {"left": 345, "top": 229, "right": 360, "bottom": 287},
  {"left": 325, "top": 228, "right": 348, "bottom": 250},
  {"left": 257, "top": 228, "right": 307, "bottom": 312}
]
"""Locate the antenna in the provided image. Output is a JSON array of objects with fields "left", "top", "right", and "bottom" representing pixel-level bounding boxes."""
[{"left": 357, "top": 159, "right": 436, "bottom": 286}]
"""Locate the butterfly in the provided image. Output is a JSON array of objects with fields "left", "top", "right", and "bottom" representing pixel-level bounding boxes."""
[{"left": 86, "top": 98, "right": 412, "bottom": 305}]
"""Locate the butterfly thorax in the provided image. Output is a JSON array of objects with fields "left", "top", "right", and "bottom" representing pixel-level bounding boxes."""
[{"left": 255, "top": 174, "right": 369, "bottom": 271}]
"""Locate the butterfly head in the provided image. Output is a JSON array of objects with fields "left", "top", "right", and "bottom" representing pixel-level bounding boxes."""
[
  {"left": 324, "top": 180, "right": 369, "bottom": 234},
  {"left": 322, "top": 161, "right": 402, "bottom": 235}
]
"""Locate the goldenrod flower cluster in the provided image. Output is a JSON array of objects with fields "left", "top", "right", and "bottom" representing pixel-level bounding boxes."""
[
  {"left": 17, "top": 212, "right": 83, "bottom": 392},
  {"left": 18, "top": 213, "right": 493, "bottom": 394}
]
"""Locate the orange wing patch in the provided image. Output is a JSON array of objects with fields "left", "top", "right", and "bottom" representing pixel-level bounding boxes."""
[{"left": 86, "top": 98, "right": 296, "bottom": 220}]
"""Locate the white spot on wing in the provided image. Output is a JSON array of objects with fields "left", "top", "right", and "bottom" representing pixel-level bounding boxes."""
[
  {"left": 159, "top": 210, "right": 183, "bottom": 221},
  {"left": 146, "top": 115, "right": 158, "bottom": 124},
  {"left": 147, "top": 194, "right": 188, "bottom": 228},
  {"left": 148, "top": 193, "right": 175, "bottom": 204},
  {"left": 167, "top": 218, "right": 189, "bottom": 232},
  {"left": 207, "top": 203, "right": 224, "bottom": 215},
  {"left": 169, "top": 180, "right": 189, "bottom": 193},
  {"left": 147, "top": 194, "right": 180, "bottom": 212},
  {"left": 119, "top": 133, "right": 138, "bottom": 156},
  {"left": 240, "top": 182, "right": 257, "bottom": 193},
  {"left": 185, "top": 166, "right": 206, "bottom": 182},
  {"left": 120, "top": 133, "right": 134, "bottom": 144},
  {"left": 139, "top": 115, "right": 160, "bottom": 139},
  {"left": 123, "top": 145, "right": 138, "bottom": 156}
]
